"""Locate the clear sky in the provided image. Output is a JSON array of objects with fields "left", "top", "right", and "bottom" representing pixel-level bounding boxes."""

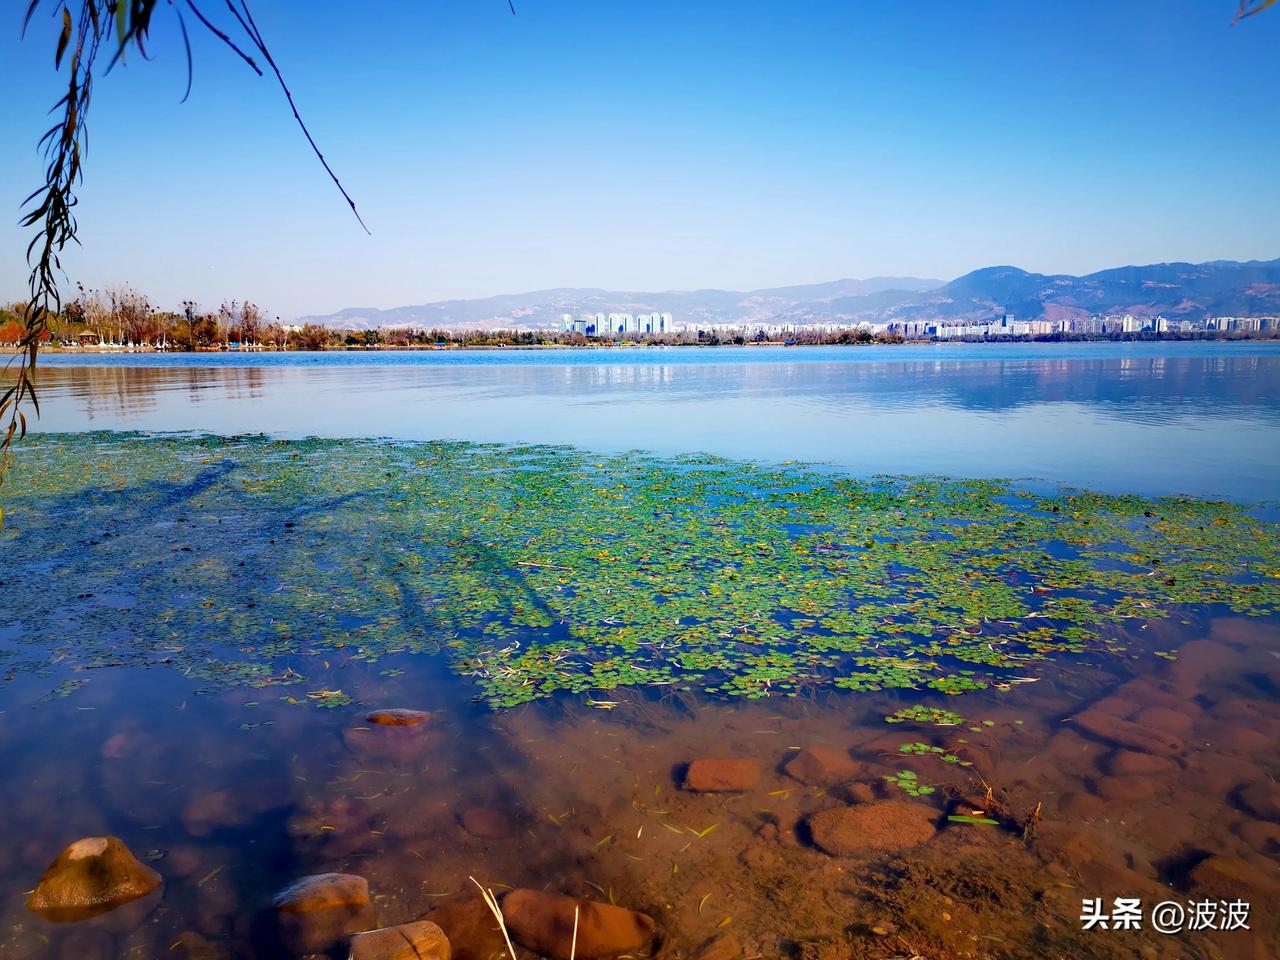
[{"left": 2, "top": 1, "right": 1278, "bottom": 319}]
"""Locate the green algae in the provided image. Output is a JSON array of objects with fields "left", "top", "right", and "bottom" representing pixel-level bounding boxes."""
[{"left": 1, "top": 432, "right": 1277, "bottom": 709}]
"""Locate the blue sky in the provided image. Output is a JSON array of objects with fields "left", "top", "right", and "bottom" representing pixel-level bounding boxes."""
[{"left": 2, "top": 1, "right": 1278, "bottom": 319}]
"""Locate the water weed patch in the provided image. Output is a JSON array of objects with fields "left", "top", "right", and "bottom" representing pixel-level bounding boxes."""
[{"left": 2, "top": 433, "right": 1276, "bottom": 708}]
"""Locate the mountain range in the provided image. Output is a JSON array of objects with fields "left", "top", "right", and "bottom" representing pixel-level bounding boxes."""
[{"left": 300, "top": 258, "right": 1280, "bottom": 330}]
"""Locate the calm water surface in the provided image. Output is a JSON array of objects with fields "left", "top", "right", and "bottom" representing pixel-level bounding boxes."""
[{"left": 35, "top": 342, "right": 1280, "bottom": 501}]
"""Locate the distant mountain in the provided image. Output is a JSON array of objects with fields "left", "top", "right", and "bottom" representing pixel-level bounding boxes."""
[
  {"left": 299, "top": 277, "right": 943, "bottom": 330},
  {"left": 300, "top": 259, "right": 1280, "bottom": 330},
  {"left": 903, "top": 259, "right": 1280, "bottom": 324}
]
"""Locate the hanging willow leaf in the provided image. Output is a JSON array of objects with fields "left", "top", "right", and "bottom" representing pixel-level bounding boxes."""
[{"left": 56, "top": 7, "right": 71, "bottom": 67}]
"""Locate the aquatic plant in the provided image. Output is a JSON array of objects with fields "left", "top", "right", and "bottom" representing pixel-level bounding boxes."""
[
  {"left": 1, "top": 433, "right": 1277, "bottom": 709},
  {"left": 897, "top": 743, "right": 969, "bottom": 765},
  {"left": 884, "top": 705, "right": 964, "bottom": 726},
  {"left": 884, "top": 770, "right": 935, "bottom": 798}
]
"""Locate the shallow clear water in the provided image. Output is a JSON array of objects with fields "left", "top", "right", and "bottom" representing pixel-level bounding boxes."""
[
  {"left": 35, "top": 342, "right": 1280, "bottom": 501},
  {"left": 4, "top": 344, "right": 1279, "bottom": 960}
]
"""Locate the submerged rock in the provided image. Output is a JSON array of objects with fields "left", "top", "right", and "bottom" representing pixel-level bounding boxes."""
[
  {"left": 1116, "top": 676, "right": 1203, "bottom": 717},
  {"left": 422, "top": 895, "right": 508, "bottom": 960},
  {"left": 1189, "top": 855, "right": 1280, "bottom": 905},
  {"left": 181, "top": 783, "right": 288, "bottom": 837},
  {"left": 350, "top": 920, "right": 451, "bottom": 960},
  {"left": 1091, "top": 776, "right": 1157, "bottom": 803},
  {"left": 1071, "top": 707, "right": 1184, "bottom": 756},
  {"left": 286, "top": 796, "right": 372, "bottom": 857},
  {"left": 344, "top": 721, "right": 442, "bottom": 763},
  {"left": 807, "top": 801, "right": 936, "bottom": 856},
  {"left": 682, "top": 758, "right": 761, "bottom": 793},
  {"left": 1132, "top": 705, "right": 1194, "bottom": 737},
  {"left": 1206, "top": 722, "right": 1273, "bottom": 755},
  {"left": 1033, "top": 824, "right": 1165, "bottom": 898},
  {"left": 25, "top": 836, "right": 162, "bottom": 923},
  {"left": 1105, "top": 749, "right": 1176, "bottom": 777},
  {"left": 1056, "top": 791, "right": 1107, "bottom": 821},
  {"left": 783, "top": 747, "right": 860, "bottom": 787},
  {"left": 1164, "top": 638, "right": 1241, "bottom": 689},
  {"left": 366, "top": 708, "right": 431, "bottom": 727},
  {"left": 1238, "top": 779, "right": 1280, "bottom": 822},
  {"left": 501, "top": 889, "right": 656, "bottom": 960},
  {"left": 271, "top": 872, "right": 375, "bottom": 954},
  {"left": 459, "top": 807, "right": 514, "bottom": 839},
  {"left": 100, "top": 730, "right": 157, "bottom": 760},
  {"left": 837, "top": 782, "right": 878, "bottom": 805},
  {"left": 1238, "top": 819, "right": 1280, "bottom": 856}
]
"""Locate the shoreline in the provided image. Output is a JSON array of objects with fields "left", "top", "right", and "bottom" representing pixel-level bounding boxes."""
[{"left": 19, "top": 333, "right": 1280, "bottom": 355}]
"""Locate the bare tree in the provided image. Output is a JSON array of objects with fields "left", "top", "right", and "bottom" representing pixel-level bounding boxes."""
[
  {"left": 108, "top": 285, "right": 153, "bottom": 346},
  {"left": 241, "top": 301, "right": 263, "bottom": 347}
]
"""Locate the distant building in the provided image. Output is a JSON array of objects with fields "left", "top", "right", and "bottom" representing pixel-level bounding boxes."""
[{"left": 558, "top": 309, "right": 678, "bottom": 336}]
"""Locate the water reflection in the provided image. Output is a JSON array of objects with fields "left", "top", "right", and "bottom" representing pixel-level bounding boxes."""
[{"left": 26, "top": 345, "right": 1280, "bottom": 501}]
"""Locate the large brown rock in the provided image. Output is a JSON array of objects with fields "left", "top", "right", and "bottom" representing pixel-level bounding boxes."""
[
  {"left": 271, "top": 872, "right": 375, "bottom": 954},
  {"left": 350, "top": 920, "right": 451, "bottom": 960},
  {"left": 25, "top": 836, "right": 162, "bottom": 923},
  {"left": 807, "top": 801, "right": 936, "bottom": 856},
  {"left": 501, "top": 889, "right": 656, "bottom": 960},
  {"left": 681, "top": 759, "right": 760, "bottom": 793},
  {"left": 783, "top": 747, "right": 860, "bottom": 787}
]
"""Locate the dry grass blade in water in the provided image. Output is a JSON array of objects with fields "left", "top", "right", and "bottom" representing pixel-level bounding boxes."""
[{"left": 470, "top": 876, "right": 519, "bottom": 960}]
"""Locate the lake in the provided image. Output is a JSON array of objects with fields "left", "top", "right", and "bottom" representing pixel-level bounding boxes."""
[
  {"left": 2, "top": 341, "right": 1278, "bottom": 960},
  {"left": 35, "top": 341, "right": 1280, "bottom": 501}
]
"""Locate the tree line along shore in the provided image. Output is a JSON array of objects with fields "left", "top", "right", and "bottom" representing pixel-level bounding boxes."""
[{"left": 4, "top": 288, "right": 1277, "bottom": 354}]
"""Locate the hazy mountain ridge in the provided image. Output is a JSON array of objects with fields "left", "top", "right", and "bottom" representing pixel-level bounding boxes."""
[
  {"left": 301, "top": 259, "right": 1280, "bottom": 329},
  {"left": 301, "top": 277, "right": 942, "bottom": 330}
]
